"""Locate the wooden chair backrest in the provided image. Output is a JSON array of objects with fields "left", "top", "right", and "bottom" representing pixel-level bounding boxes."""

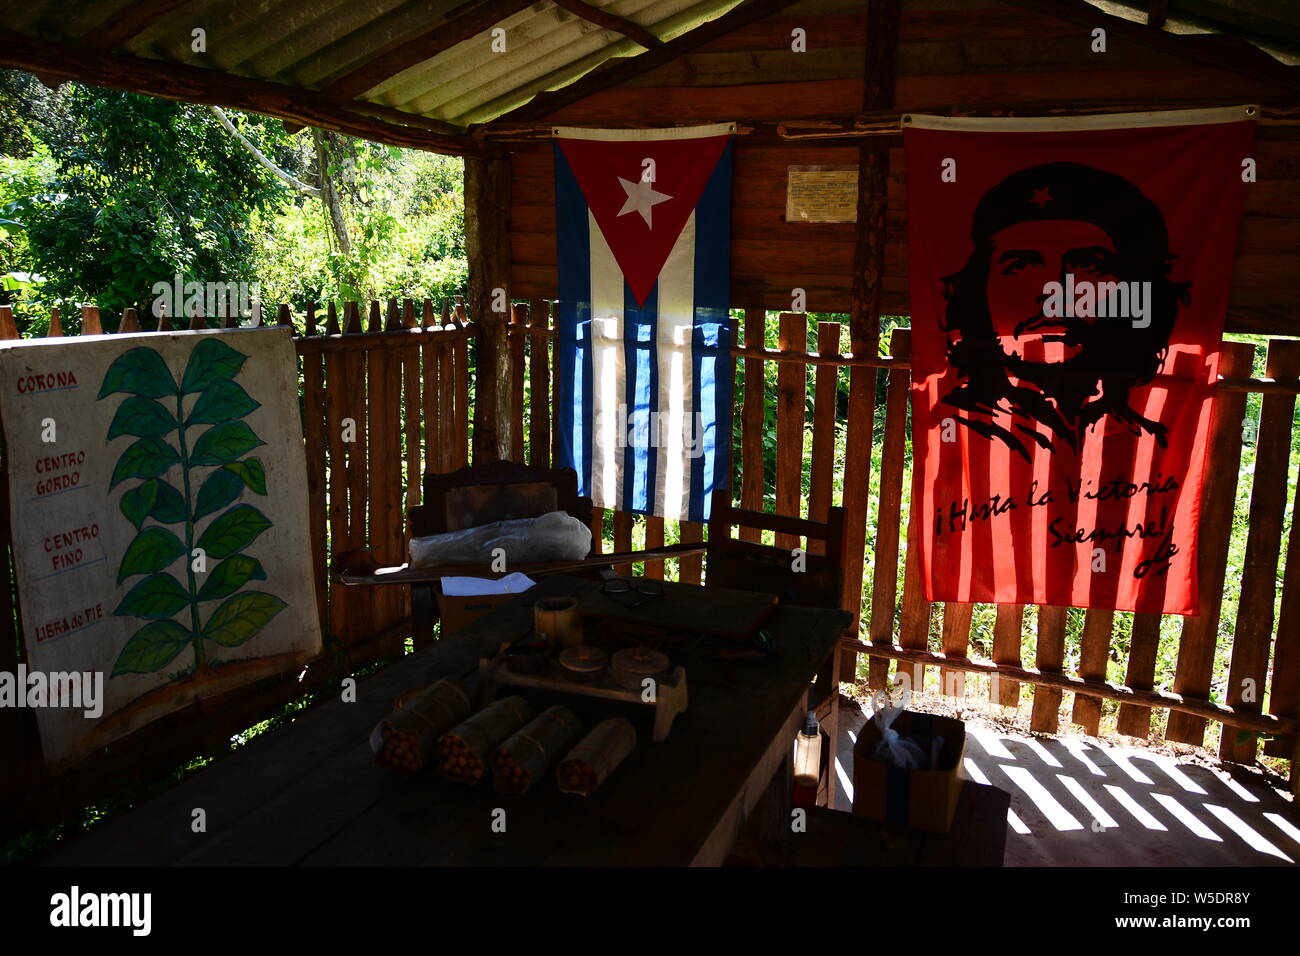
[
  {"left": 705, "top": 488, "right": 847, "bottom": 609},
  {"left": 409, "top": 461, "right": 593, "bottom": 544}
]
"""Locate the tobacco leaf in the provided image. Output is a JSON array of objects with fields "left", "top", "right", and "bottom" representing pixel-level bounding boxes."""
[
  {"left": 117, "top": 526, "right": 186, "bottom": 584},
  {"left": 189, "top": 421, "right": 263, "bottom": 466},
  {"left": 224, "top": 457, "right": 267, "bottom": 495},
  {"left": 193, "top": 467, "right": 244, "bottom": 520},
  {"left": 197, "top": 555, "right": 267, "bottom": 602},
  {"left": 181, "top": 338, "right": 247, "bottom": 394},
  {"left": 187, "top": 378, "right": 260, "bottom": 425},
  {"left": 115, "top": 572, "right": 190, "bottom": 619},
  {"left": 107, "top": 396, "right": 177, "bottom": 440},
  {"left": 110, "top": 436, "right": 180, "bottom": 488},
  {"left": 119, "top": 480, "right": 159, "bottom": 530},
  {"left": 202, "top": 590, "right": 286, "bottom": 647},
  {"left": 112, "top": 619, "right": 193, "bottom": 676},
  {"left": 149, "top": 479, "right": 188, "bottom": 523},
  {"left": 195, "top": 503, "right": 271, "bottom": 558},
  {"left": 98, "top": 346, "right": 177, "bottom": 399}
]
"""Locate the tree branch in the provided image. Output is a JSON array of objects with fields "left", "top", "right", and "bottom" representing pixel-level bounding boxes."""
[{"left": 210, "top": 105, "right": 321, "bottom": 196}]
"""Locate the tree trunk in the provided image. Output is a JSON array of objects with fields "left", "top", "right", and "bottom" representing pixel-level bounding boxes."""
[{"left": 464, "top": 154, "right": 513, "bottom": 463}]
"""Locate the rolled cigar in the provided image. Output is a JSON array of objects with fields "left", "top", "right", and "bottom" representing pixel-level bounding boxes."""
[
  {"left": 493, "top": 705, "right": 582, "bottom": 796},
  {"left": 369, "top": 680, "right": 471, "bottom": 773},
  {"left": 557, "top": 718, "right": 637, "bottom": 796},
  {"left": 438, "top": 696, "right": 533, "bottom": 785}
]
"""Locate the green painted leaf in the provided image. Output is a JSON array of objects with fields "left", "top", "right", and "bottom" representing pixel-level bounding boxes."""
[
  {"left": 107, "top": 396, "right": 177, "bottom": 439},
  {"left": 120, "top": 480, "right": 159, "bottom": 530},
  {"left": 112, "top": 619, "right": 192, "bottom": 676},
  {"left": 194, "top": 467, "right": 244, "bottom": 520},
  {"left": 195, "top": 504, "right": 271, "bottom": 558},
  {"left": 225, "top": 457, "right": 267, "bottom": 495},
  {"left": 117, "top": 527, "right": 186, "bottom": 584},
  {"left": 150, "top": 480, "right": 188, "bottom": 523},
  {"left": 114, "top": 572, "right": 189, "bottom": 619},
  {"left": 110, "top": 437, "right": 180, "bottom": 488},
  {"left": 197, "top": 555, "right": 266, "bottom": 602},
  {"left": 181, "top": 338, "right": 247, "bottom": 394},
  {"left": 202, "top": 590, "right": 286, "bottom": 647},
  {"left": 99, "top": 346, "right": 176, "bottom": 399},
  {"left": 187, "top": 378, "right": 259, "bottom": 425},
  {"left": 190, "top": 421, "right": 263, "bottom": 466}
]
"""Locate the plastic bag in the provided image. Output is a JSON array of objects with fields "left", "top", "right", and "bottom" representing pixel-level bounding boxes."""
[
  {"left": 409, "top": 510, "right": 592, "bottom": 569},
  {"left": 869, "top": 687, "right": 928, "bottom": 770}
]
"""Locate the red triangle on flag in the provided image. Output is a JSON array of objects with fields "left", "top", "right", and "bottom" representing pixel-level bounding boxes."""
[{"left": 557, "top": 133, "right": 731, "bottom": 306}]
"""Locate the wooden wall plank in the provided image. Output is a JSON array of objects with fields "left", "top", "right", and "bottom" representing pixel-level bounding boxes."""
[
  {"left": 299, "top": 304, "right": 329, "bottom": 629},
  {"left": 1072, "top": 610, "right": 1114, "bottom": 735},
  {"left": 940, "top": 602, "right": 972, "bottom": 698},
  {"left": 1266, "top": 469, "right": 1300, "bottom": 760},
  {"left": 991, "top": 603, "right": 1023, "bottom": 707},
  {"left": 773, "top": 312, "right": 806, "bottom": 550},
  {"left": 1221, "top": 339, "right": 1300, "bottom": 762},
  {"left": 453, "top": 297, "right": 470, "bottom": 467},
  {"left": 613, "top": 510, "right": 634, "bottom": 577},
  {"left": 420, "top": 299, "right": 443, "bottom": 476},
  {"left": 679, "top": 521, "right": 705, "bottom": 586},
  {"left": 897, "top": 508, "right": 929, "bottom": 694},
  {"left": 1166, "top": 342, "right": 1255, "bottom": 745},
  {"left": 509, "top": 302, "right": 527, "bottom": 463}
]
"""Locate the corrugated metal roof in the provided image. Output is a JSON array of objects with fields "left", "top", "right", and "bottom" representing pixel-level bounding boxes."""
[{"left": 0, "top": 0, "right": 743, "bottom": 129}]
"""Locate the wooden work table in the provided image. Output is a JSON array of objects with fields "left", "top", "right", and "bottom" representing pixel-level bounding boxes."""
[{"left": 46, "top": 575, "right": 851, "bottom": 867}]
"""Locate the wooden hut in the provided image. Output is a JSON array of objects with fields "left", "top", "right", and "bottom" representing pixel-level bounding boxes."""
[{"left": 1, "top": 0, "right": 1298, "bottom": 866}]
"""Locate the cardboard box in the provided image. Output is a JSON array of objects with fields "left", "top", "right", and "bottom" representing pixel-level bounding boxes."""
[
  {"left": 437, "top": 591, "right": 514, "bottom": 637},
  {"left": 852, "top": 710, "right": 966, "bottom": 832}
]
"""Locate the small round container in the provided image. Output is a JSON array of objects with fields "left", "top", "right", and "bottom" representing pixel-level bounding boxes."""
[
  {"left": 611, "top": 647, "right": 671, "bottom": 692},
  {"left": 506, "top": 636, "right": 551, "bottom": 675},
  {"left": 559, "top": 645, "right": 608, "bottom": 683}
]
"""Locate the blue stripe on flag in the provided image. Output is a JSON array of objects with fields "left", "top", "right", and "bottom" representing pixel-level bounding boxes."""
[
  {"left": 688, "top": 140, "right": 734, "bottom": 523},
  {"left": 554, "top": 144, "right": 593, "bottom": 495},
  {"left": 624, "top": 283, "right": 656, "bottom": 515}
]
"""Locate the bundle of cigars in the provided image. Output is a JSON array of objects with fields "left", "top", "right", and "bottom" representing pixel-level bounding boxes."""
[{"left": 369, "top": 680, "right": 472, "bottom": 772}]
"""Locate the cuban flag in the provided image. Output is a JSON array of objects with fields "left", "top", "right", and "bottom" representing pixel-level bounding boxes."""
[{"left": 553, "top": 123, "right": 734, "bottom": 523}]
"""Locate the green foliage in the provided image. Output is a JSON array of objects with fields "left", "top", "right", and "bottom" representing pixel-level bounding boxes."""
[{"left": 101, "top": 341, "right": 279, "bottom": 677}]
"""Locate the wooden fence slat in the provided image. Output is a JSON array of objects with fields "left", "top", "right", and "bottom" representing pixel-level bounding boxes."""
[
  {"left": 991, "top": 603, "right": 1023, "bottom": 707},
  {"left": 613, "top": 510, "right": 634, "bottom": 577},
  {"left": 1221, "top": 339, "right": 1300, "bottom": 762},
  {"left": 324, "top": 303, "right": 348, "bottom": 642},
  {"left": 420, "top": 299, "right": 440, "bottom": 477},
  {"left": 644, "top": 515, "right": 666, "bottom": 580},
  {"left": 838, "top": 320, "right": 878, "bottom": 679},
  {"left": 1268, "top": 475, "right": 1300, "bottom": 776},
  {"left": 774, "top": 312, "right": 806, "bottom": 551},
  {"left": 341, "top": 301, "right": 370, "bottom": 644},
  {"left": 402, "top": 299, "right": 421, "bottom": 512},
  {"left": 896, "top": 508, "right": 929, "bottom": 694},
  {"left": 299, "top": 303, "right": 328, "bottom": 629},
  {"left": 866, "top": 330, "right": 910, "bottom": 691},
  {"left": 528, "top": 298, "right": 551, "bottom": 468},
  {"left": 590, "top": 508, "right": 604, "bottom": 556},
  {"left": 509, "top": 302, "right": 527, "bottom": 463},
  {"left": 1117, "top": 613, "right": 1162, "bottom": 739},
  {"left": 48, "top": 306, "right": 63, "bottom": 337},
  {"left": 1031, "top": 605, "right": 1068, "bottom": 733},
  {"left": 679, "top": 520, "right": 705, "bottom": 586},
  {"left": 806, "top": 320, "right": 839, "bottom": 554},
  {"left": 940, "top": 602, "right": 972, "bottom": 698},
  {"left": 80, "top": 305, "right": 102, "bottom": 335},
  {"left": 380, "top": 301, "right": 406, "bottom": 645},
  {"left": 453, "top": 297, "right": 470, "bottom": 467},
  {"left": 438, "top": 300, "right": 455, "bottom": 474},
  {"left": 1166, "top": 342, "right": 1255, "bottom": 746},
  {"left": 551, "top": 298, "right": 562, "bottom": 471},
  {"left": 738, "top": 308, "right": 765, "bottom": 543},
  {"left": 1072, "top": 610, "right": 1114, "bottom": 734}
]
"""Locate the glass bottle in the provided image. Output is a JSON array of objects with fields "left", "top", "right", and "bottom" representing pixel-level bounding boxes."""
[{"left": 792, "top": 710, "right": 822, "bottom": 809}]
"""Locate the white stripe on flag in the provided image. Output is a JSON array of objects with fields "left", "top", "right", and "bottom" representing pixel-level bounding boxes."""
[
  {"left": 657, "top": 211, "right": 696, "bottom": 522},
  {"left": 589, "top": 210, "right": 624, "bottom": 512}
]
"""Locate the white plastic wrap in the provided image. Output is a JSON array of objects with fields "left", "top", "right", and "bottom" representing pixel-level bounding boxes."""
[
  {"left": 408, "top": 510, "right": 592, "bottom": 569},
  {"left": 869, "top": 687, "right": 928, "bottom": 770}
]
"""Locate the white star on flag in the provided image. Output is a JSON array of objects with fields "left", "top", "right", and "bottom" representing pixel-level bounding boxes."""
[{"left": 616, "top": 176, "right": 672, "bottom": 228}]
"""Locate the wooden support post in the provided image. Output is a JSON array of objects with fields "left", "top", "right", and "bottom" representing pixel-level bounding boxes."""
[
  {"left": 465, "top": 154, "right": 512, "bottom": 463},
  {"left": 840, "top": 0, "right": 899, "bottom": 680}
]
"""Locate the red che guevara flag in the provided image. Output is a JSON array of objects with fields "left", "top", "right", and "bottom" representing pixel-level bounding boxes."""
[{"left": 904, "top": 107, "right": 1256, "bottom": 614}]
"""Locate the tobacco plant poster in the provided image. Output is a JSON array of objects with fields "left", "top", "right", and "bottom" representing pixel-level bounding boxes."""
[{"left": 0, "top": 326, "right": 321, "bottom": 769}]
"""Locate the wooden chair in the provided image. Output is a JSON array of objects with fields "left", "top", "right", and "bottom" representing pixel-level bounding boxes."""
[{"left": 705, "top": 487, "right": 850, "bottom": 807}]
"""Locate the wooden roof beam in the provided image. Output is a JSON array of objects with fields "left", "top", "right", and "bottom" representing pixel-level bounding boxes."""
[
  {"left": 322, "top": 0, "right": 536, "bottom": 103},
  {"left": 0, "top": 29, "right": 482, "bottom": 155},
  {"left": 88, "top": 0, "right": 195, "bottom": 51},
  {"left": 490, "top": 0, "right": 807, "bottom": 124},
  {"left": 1000, "top": 0, "right": 1300, "bottom": 93},
  {"left": 551, "top": 0, "right": 664, "bottom": 49}
]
